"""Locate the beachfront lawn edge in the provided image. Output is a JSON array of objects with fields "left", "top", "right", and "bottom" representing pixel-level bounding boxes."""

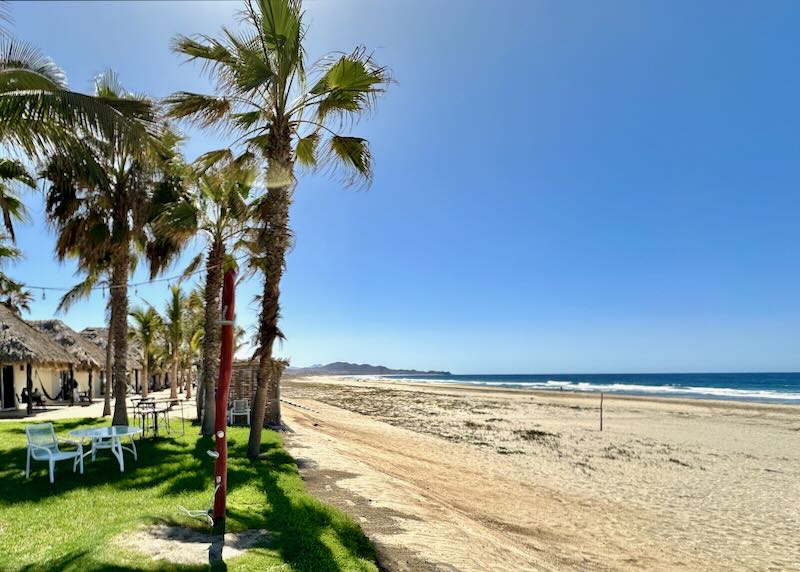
[{"left": 0, "top": 419, "right": 378, "bottom": 572}]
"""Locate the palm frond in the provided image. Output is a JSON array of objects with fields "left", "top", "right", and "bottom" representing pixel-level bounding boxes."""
[
  {"left": 57, "top": 272, "right": 101, "bottom": 314},
  {"left": 310, "top": 48, "right": 391, "bottom": 122},
  {"left": 0, "top": 158, "right": 34, "bottom": 186},
  {"left": 0, "top": 39, "right": 65, "bottom": 91},
  {"left": 181, "top": 252, "right": 204, "bottom": 281},
  {"left": 164, "top": 91, "right": 231, "bottom": 128},
  {"left": 295, "top": 132, "right": 318, "bottom": 167},
  {"left": 172, "top": 34, "right": 234, "bottom": 68},
  {"left": 326, "top": 135, "right": 372, "bottom": 185}
]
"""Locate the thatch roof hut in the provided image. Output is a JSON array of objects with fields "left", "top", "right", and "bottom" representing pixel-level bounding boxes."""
[
  {"left": 79, "top": 327, "right": 143, "bottom": 370},
  {"left": 29, "top": 320, "right": 106, "bottom": 370},
  {"left": 0, "top": 305, "right": 75, "bottom": 366}
]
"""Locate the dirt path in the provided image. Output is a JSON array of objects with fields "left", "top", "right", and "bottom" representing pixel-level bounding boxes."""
[
  {"left": 283, "top": 400, "right": 547, "bottom": 571},
  {"left": 283, "top": 398, "right": 672, "bottom": 572}
]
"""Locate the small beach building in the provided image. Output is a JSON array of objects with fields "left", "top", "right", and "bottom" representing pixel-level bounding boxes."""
[
  {"left": 0, "top": 304, "right": 76, "bottom": 411},
  {"left": 228, "top": 360, "right": 286, "bottom": 420},
  {"left": 30, "top": 320, "right": 107, "bottom": 400},
  {"left": 80, "top": 327, "right": 144, "bottom": 392}
]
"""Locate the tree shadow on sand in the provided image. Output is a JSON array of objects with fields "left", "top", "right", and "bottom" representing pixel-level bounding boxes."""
[{"left": 223, "top": 436, "right": 377, "bottom": 572}]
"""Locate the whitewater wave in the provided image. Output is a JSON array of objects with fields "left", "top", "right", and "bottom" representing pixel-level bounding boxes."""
[{"left": 355, "top": 376, "right": 800, "bottom": 402}]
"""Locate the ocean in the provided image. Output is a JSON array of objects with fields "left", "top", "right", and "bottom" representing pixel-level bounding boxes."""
[{"left": 379, "top": 372, "right": 800, "bottom": 403}]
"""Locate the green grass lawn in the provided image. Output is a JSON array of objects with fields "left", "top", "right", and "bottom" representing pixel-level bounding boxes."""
[{"left": 0, "top": 418, "right": 378, "bottom": 572}]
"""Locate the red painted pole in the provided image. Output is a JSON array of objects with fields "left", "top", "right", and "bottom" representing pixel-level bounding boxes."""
[{"left": 213, "top": 269, "right": 235, "bottom": 523}]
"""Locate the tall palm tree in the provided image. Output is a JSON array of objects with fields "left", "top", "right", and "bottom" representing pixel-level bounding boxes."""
[
  {"left": 129, "top": 306, "right": 161, "bottom": 399},
  {"left": 42, "top": 71, "right": 184, "bottom": 425},
  {"left": 167, "top": 0, "right": 392, "bottom": 456},
  {"left": 155, "top": 161, "right": 253, "bottom": 433},
  {"left": 163, "top": 284, "right": 185, "bottom": 400}
]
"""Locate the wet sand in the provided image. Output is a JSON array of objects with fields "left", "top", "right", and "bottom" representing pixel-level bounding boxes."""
[{"left": 282, "top": 375, "right": 800, "bottom": 571}]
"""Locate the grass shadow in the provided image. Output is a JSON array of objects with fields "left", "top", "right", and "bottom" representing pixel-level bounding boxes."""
[{"left": 0, "top": 420, "right": 377, "bottom": 572}]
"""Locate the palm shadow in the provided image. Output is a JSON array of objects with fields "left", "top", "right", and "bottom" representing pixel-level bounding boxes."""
[{"left": 223, "top": 436, "right": 377, "bottom": 572}]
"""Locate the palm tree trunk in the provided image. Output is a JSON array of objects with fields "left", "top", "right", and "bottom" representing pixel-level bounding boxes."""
[
  {"left": 200, "top": 239, "right": 224, "bottom": 435},
  {"left": 184, "top": 367, "right": 192, "bottom": 399},
  {"left": 141, "top": 354, "right": 149, "bottom": 398},
  {"left": 103, "top": 309, "right": 112, "bottom": 416},
  {"left": 111, "top": 248, "right": 130, "bottom": 426},
  {"left": 170, "top": 350, "right": 178, "bottom": 399},
  {"left": 247, "top": 171, "right": 292, "bottom": 457},
  {"left": 196, "top": 367, "right": 204, "bottom": 422}
]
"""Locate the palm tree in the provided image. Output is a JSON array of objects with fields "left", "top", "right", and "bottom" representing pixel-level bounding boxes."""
[
  {"left": 167, "top": 0, "right": 392, "bottom": 456},
  {"left": 42, "top": 71, "right": 184, "bottom": 426},
  {"left": 179, "top": 327, "right": 203, "bottom": 400},
  {"left": 163, "top": 284, "right": 185, "bottom": 400},
  {"left": 0, "top": 235, "right": 26, "bottom": 313},
  {"left": 0, "top": 280, "right": 31, "bottom": 314},
  {"left": 155, "top": 161, "right": 253, "bottom": 433},
  {"left": 129, "top": 306, "right": 161, "bottom": 399},
  {"left": 0, "top": 159, "right": 33, "bottom": 242}
]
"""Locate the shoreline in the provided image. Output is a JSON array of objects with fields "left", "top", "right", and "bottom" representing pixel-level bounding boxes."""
[
  {"left": 282, "top": 374, "right": 800, "bottom": 571},
  {"left": 285, "top": 373, "right": 800, "bottom": 412}
]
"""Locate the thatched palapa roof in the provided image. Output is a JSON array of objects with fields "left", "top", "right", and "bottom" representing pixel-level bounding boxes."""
[
  {"left": 0, "top": 305, "right": 75, "bottom": 366},
  {"left": 80, "top": 327, "right": 143, "bottom": 370},
  {"left": 30, "top": 320, "right": 106, "bottom": 370}
]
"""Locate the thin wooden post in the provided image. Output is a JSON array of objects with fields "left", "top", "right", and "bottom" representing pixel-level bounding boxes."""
[
  {"left": 600, "top": 392, "right": 604, "bottom": 431},
  {"left": 68, "top": 365, "right": 75, "bottom": 406},
  {"left": 26, "top": 363, "right": 32, "bottom": 415},
  {"left": 211, "top": 269, "right": 236, "bottom": 551},
  {"left": 88, "top": 370, "right": 93, "bottom": 404}
]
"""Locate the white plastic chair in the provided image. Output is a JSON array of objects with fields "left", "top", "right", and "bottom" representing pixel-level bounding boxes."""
[
  {"left": 25, "top": 423, "right": 84, "bottom": 484},
  {"left": 229, "top": 399, "right": 250, "bottom": 425}
]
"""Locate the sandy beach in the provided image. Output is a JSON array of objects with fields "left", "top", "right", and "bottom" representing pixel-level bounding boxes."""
[{"left": 282, "top": 375, "right": 800, "bottom": 571}]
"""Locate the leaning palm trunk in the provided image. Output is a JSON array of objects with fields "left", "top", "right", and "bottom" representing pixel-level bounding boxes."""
[
  {"left": 103, "top": 309, "right": 113, "bottom": 416},
  {"left": 110, "top": 248, "right": 130, "bottom": 426},
  {"left": 247, "top": 151, "right": 293, "bottom": 457},
  {"left": 200, "top": 240, "right": 224, "bottom": 434}
]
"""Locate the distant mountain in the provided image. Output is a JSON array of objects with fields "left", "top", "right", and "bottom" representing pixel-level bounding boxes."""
[{"left": 287, "top": 361, "right": 451, "bottom": 376}]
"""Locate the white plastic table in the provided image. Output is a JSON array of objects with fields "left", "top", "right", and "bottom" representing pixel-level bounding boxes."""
[{"left": 68, "top": 426, "right": 142, "bottom": 473}]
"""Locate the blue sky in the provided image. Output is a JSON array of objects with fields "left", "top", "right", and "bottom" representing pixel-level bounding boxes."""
[{"left": 8, "top": 0, "right": 800, "bottom": 373}]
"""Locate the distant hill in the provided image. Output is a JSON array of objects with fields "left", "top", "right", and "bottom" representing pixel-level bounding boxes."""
[{"left": 287, "top": 361, "right": 451, "bottom": 376}]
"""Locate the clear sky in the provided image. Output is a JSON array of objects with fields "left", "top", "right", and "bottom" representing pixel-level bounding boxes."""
[{"left": 7, "top": 0, "right": 800, "bottom": 373}]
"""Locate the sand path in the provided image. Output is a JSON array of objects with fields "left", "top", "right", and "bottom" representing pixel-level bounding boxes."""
[{"left": 284, "top": 399, "right": 673, "bottom": 571}]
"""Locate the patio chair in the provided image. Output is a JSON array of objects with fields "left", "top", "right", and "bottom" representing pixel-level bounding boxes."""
[
  {"left": 132, "top": 398, "right": 156, "bottom": 438},
  {"left": 229, "top": 399, "right": 250, "bottom": 426},
  {"left": 25, "top": 423, "right": 84, "bottom": 484}
]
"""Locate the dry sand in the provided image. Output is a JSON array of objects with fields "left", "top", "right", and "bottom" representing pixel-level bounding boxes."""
[{"left": 282, "top": 375, "right": 800, "bottom": 572}]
